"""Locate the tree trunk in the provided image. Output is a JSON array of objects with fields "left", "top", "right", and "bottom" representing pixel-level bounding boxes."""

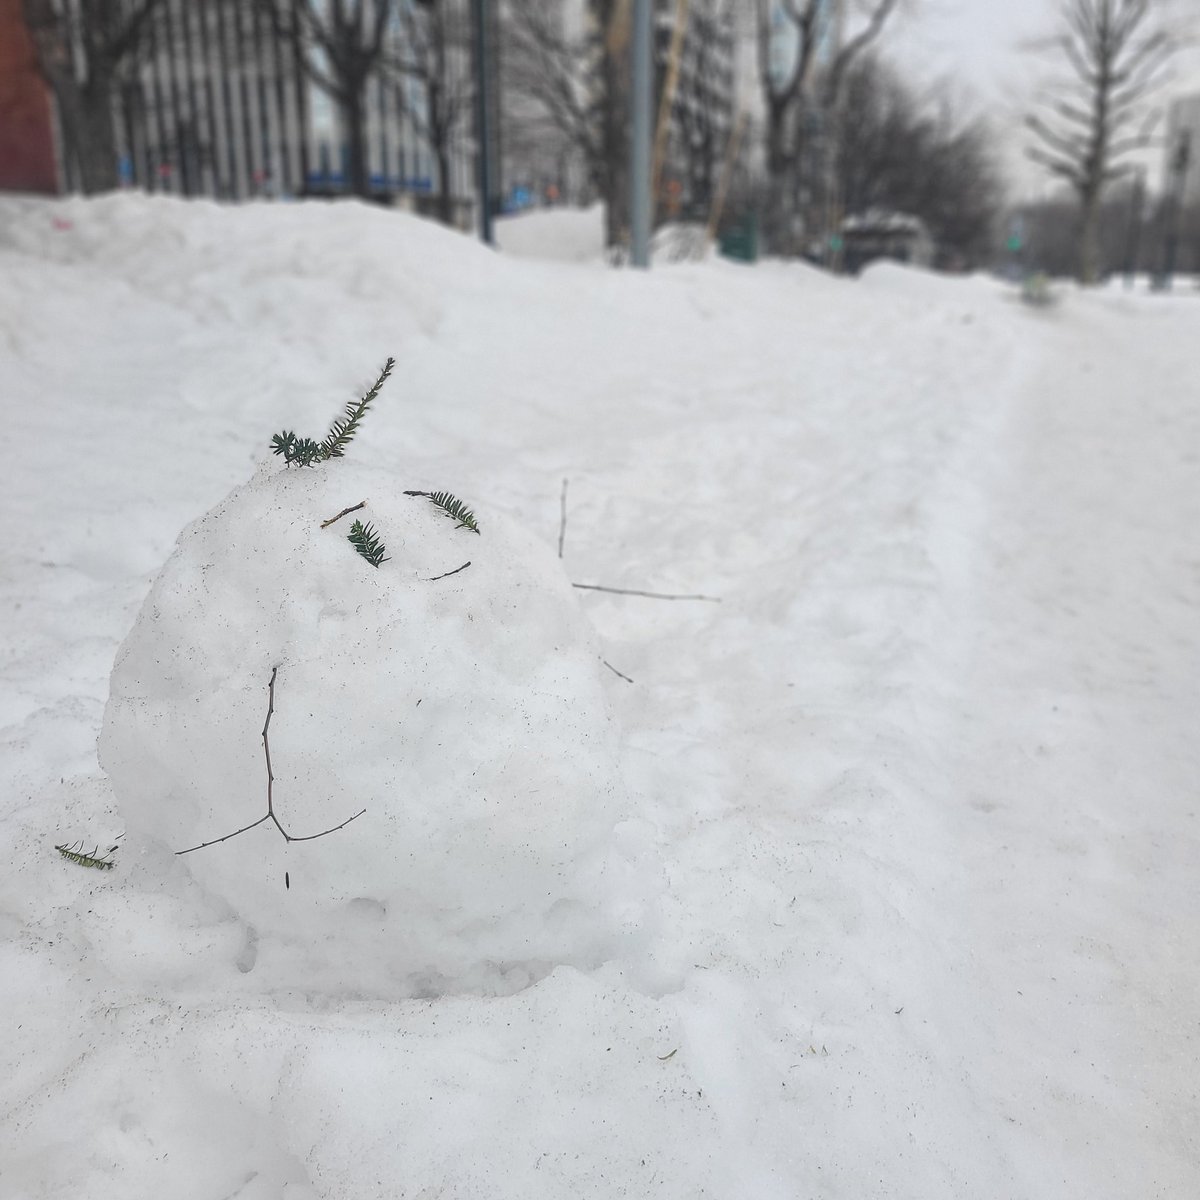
[
  {"left": 54, "top": 71, "right": 121, "bottom": 194},
  {"left": 1078, "top": 188, "right": 1101, "bottom": 284},
  {"left": 23, "top": 1, "right": 121, "bottom": 196},
  {"left": 79, "top": 78, "right": 120, "bottom": 193},
  {"left": 343, "top": 87, "right": 370, "bottom": 198},
  {"left": 435, "top": 144, "right": 454, "bottom": 225},
  {"left": 601, "top": 20, "right": 631, "bottom": 251}
]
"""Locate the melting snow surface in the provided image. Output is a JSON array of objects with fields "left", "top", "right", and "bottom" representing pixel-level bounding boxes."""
[{"left": 1, "top": 195, "right": 1197, "bottom": 1199}]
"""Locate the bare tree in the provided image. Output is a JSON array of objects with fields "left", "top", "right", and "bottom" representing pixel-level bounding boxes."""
[
  {"left": 1026, "top": 0, "right": 1174, "bottom": 283},
  {"left": 665, "top": 0, "right": 734, "bottom": 219},
  {"left": 390, "top": 0, "right": 474, "bottom": 225},
  {"left": 502, "top": 0, "right": 604, "bottom": 195},
  {"left": 755, "top": 0, "right": 899, "bottom": 254},
  {"left": 262, "top": 0, "right": 395, "bottom": 199},
  {"left": 837, "top": 55, "right": 1001, "bottom": 268},
  {"left": 22, "top": 0, "right": 163, "bottom": 194},
  {"left": 501, "top": 0, "right": 637, "bottom": 246}
]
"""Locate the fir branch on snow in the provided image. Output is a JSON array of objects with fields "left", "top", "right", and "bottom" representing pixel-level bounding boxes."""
[
  {"left": 55, "top": 840, "right": 118, "bottom": 870},
  {"left": 348, "top": 519, "right": 390, "bottom": 568},
  {"left": 404, "top": 490, "right": 481, "bottom": 534},
  {"left": 270, "top": 357, "right": 395, "bottom": 466},
  {"left": 176, "top": 667, "right": 365, "bottom": 857},
  {"left": 319, "top": 356, "right": 395, "bottom": 460},
  {"left": 270, "top": 431, "right": 324, "bottom": 466}
]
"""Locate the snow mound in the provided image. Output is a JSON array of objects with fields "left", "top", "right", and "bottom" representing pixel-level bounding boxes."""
[
  {"left": 494, "top": 204, "right": 605, "bottom": 263},
  {"left": 99, "top": 459, "right": 640, "bottom": 997}
]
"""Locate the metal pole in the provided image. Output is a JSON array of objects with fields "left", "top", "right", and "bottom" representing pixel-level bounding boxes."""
[
  {"left": 472, "top": 0, "right": 494, "bottom": 244},
  {"left": 1123, "top": 167, "right": 1145, "bottom": 289},
  {"left": 1162, "top": 131, "right": 1192, "bottom": 290},
  {"left": 630, "top": 0, "right": 652, "bottom": 267}
]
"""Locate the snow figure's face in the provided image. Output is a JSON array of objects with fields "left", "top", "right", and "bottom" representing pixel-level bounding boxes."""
[{"left": 100, "top": 461, "right": 653, "bottom": 999}]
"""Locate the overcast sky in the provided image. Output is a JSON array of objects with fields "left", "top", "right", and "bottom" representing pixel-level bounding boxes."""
[{"left": 879, "top": 0, "right": 1200, "bottom": 197}]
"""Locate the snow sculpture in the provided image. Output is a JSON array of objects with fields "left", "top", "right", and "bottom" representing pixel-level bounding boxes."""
[{"left": 99, "top": 460, "right": 636, "bottom": 995}]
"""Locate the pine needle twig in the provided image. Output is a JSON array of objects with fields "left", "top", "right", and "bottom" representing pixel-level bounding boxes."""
[
  {"left": 404, "top": 490, "right": 481, "bottom": 534},
  {"left": 319, "top": 357, "right": 395, "bottom": 460},
  {"left": 55, "top": 840, "right": 118, "bottom": 870},
  {"left": 271, "top": 357, "right": 395, "bottom": 466},
  {"left": 348, "top": 519, "right": 390, "bottom": 567},
  {"left": 177, "top": 667, "right": 366, "bottom": 856}
]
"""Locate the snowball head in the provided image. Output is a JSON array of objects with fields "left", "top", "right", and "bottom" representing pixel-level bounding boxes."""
[{"left": 99, "top": 461, "right": 644, "bottom": 996}]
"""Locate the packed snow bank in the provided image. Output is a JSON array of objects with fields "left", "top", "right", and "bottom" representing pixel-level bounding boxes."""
[
  {"left": 494, "top": 204, "right": 605, "bottom": 262},
  {"left": 4, "top": 193, "right": 1199, "bottom": 1200},
  {"left": 100, "top": 458, "right": 642, "bottom": 995}
]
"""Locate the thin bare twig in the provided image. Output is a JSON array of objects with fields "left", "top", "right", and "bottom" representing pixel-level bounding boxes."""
[
  {"left": 558, "top": 478, "right": 569, "bottom": 559},
  {"left": 174, "top": 813, "right": 271, "bottom": 855},
  {"left": 602, "top": 659, "right": 635, "bottom": 684},
  {"left": 428, "top": 561, "right": 471, "bottom": 582},
  {"left": 320, "top": 500, "right": 367, "bottom": 528},
  {"left": 176, "top": 667, "right": 366, "bottom": 856},
  {"left": 572, "top": 583, "right": 721, "bottom": 602}
]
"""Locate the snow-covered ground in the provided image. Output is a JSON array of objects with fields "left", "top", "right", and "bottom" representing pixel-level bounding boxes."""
[{"left": 1, "top": 195, "right": 1197, "bottom": 1199}]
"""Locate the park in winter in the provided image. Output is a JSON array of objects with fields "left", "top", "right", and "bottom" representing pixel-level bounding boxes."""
[{"left": 1, "top": 1, "right": 1197, "bottom": 1197}]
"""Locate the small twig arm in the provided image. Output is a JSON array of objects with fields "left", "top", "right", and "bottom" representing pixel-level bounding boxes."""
[{"left": 176, "top": 667, "right": 365, "bottom": 856}]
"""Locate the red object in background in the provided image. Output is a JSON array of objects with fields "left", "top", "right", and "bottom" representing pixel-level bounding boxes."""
[{"left": 0, "top": 0, "right": 59, "bottom": 193}]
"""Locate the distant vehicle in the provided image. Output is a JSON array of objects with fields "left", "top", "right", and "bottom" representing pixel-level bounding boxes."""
[{"left": 840, "top": 209, "right": 935, "bottom": 274}]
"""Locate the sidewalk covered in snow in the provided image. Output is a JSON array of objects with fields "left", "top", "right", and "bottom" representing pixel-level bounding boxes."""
[{"left": 1, "top": 196, "right": 1196, "bottom": 1199}]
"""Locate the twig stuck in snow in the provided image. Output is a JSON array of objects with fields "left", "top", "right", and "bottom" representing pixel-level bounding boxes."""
[
  {"left": 428, "top": 561, "right": 471, "bottom": 582},
  {"left": 320, "top": 500, "right": 367, "bottom": 528},
  {"left": 558, "top": 478, "right": 569, "bottom": 558},
  {"left": 572, "top": 583, "right": 721, "bottom": 603},
  {"left": 602, "top": 659, "right": 635, "bottom": 684},
  {"left": 176, "top": 666, "right": 365, "bottom": 855}
]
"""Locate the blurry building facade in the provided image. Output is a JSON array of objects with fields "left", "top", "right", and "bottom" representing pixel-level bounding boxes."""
[
  {"left": 654, "top": 0, "right": 737, "bottom": 220},
  {"left": 10, "top": 0, "right": 482, "bottom": 219},
  {"left": 0, "top": 0, "right": 58, "bottom": 192}
]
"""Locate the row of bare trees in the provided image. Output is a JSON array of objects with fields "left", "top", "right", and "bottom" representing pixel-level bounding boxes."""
[
  {"left": 19, "top": 0, "right": 1183, "bottom": 279},
  {"left": 21, "top": 0, "right": 474, "bottom": 220}
]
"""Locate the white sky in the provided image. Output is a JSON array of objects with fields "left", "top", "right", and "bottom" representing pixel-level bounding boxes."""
[{"left": 878, "top": 0, "right": 1200, "bottom": 198}]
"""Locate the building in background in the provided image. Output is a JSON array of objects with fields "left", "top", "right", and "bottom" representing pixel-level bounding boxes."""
[
  {"left": 654, "top": 0, "right": 737, "bottom": 221},
  {"left": 4, "top": 0, "right": 483, "bottom": 222},
  {"left": 0, "top": 0, "right": 58, "bottom": 193}
]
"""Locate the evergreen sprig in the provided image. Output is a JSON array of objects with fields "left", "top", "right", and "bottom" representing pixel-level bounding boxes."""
[
  {"left": 56, "top": 840, "right": 118, "bottom": 870},
  {"left": 270, "top": 357, "right": 395, "bottom": 466},
  {"left": 270, "top": 431, "right": 323, "bottom": 466},
  {"left": 320, "top": 356, "right": 395, "bottom": 459},
  {"left": 406, "top": 489, "right": 481, "bottom": 534},
  {"left": 348, "top": 518, "right": 390, "bottom": 567}
]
